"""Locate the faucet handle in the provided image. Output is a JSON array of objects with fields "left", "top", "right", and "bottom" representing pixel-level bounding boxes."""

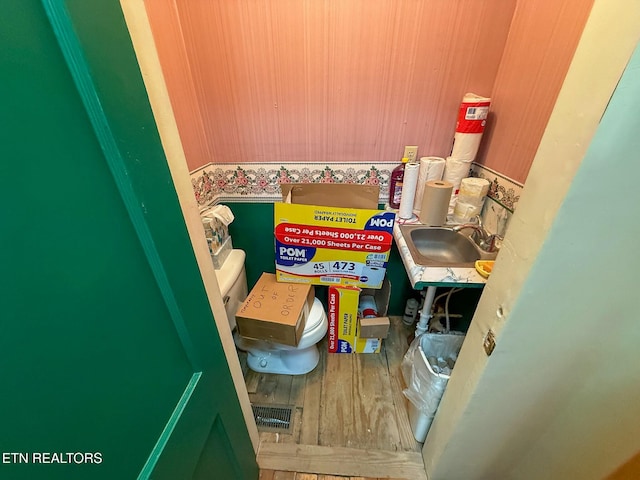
[{"left": 481, "top": 234, "right": 503, "bottom": 253}]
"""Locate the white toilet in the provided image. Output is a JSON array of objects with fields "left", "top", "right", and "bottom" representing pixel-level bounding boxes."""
[{"left": 215, "top": 249, "right": 328, "bottom": 375}]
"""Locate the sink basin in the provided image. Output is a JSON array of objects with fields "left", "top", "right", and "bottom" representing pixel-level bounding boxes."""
[{"left": 399, "top": 225, "right": 497, "bottom": 268}]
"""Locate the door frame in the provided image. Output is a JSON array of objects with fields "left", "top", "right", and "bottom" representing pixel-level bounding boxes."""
[
  {"left": 122, "top": 0, "right": 639, "bottom": 475},
  {"left": 119, "top": 0, "right": 260, "bottom": 452},
  {"left": 421, "top": 0, "right": 640, "bottom": 477}
]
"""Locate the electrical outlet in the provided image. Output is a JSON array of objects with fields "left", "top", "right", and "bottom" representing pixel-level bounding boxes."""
[{"left": 403, "top": 146, "right": 418, "bottom": 162}]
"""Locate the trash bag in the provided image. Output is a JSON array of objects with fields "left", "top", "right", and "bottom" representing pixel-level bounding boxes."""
[{"left": 401, "top": 332, "right": 465, "bottom": 441}]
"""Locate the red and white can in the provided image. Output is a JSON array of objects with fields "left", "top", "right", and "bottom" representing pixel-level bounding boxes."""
[{"left": 358, "top": 295, "right": 378, "bottom": 319}]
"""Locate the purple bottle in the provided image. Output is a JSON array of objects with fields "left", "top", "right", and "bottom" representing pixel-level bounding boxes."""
[{"left": 388, "top": 157, "right": 409, "bottom": 209}]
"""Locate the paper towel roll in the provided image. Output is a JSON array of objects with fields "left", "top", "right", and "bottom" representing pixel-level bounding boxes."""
[
  {"left": 451, "top": 93, "right": 491, "bottom": 161},
  {"left": 458, "top": 177, "right": 490, "bottom": 206},
  {"left": 399, "top": 162, "right": 420, "bottom": 219},
  {"left": 413, "top": 157, "right": 446, "bottom": 211},
  {"left": 419, "top": 180, "right": 453, "bottom": 226}
]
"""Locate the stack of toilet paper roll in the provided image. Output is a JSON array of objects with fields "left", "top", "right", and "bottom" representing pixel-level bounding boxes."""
[
  {"left": 452, "top": 177, "right": 490, "bottom": 223},
  {"left": 451, "top": 93, "right": 491, "bottom": 162},
  {"left": 445, "top": 93, "right": 491, "bottom": 213},
  {"left": 399, "top": 93, "right": 490, "bottom": 222}
]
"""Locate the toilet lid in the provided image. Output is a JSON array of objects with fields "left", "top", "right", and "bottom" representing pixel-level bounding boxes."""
[{"left": 304, "top": 298, "right": 324, "bottom": 332}]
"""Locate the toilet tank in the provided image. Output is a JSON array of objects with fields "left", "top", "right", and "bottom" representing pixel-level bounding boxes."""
[{"left": 214, "top": 249, "right": 247, "bottom": 330}]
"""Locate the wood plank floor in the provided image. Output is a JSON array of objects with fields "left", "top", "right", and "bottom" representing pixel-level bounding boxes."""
[
  {"left": 259, "top": 470, "right": 406, "bottom": 480},
  {"left": 239, "top": 316, "right": 426, "bottom": 479}
]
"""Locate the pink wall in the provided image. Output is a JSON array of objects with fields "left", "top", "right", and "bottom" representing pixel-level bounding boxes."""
[
  {"left": 145, "top": 0, "right": 516, "bottom": 171},
  {"left": 145, "top": 0, "right": 593, "bottom": 184},
  {"left": 476, "top": 0, "right": 595, "bottom": 182}
]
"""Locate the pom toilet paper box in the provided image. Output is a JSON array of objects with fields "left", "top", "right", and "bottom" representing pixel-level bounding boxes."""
[
  {"left": 327, "top": 279, "right": 391, "bottom": 354},
  {"left": 274, "top": 184, "right": 395, "bottom": 289}
]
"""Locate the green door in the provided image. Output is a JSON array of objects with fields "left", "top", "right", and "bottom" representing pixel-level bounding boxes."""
[{"left": 0, "top": 1, "right": 257, "bottom": 479}]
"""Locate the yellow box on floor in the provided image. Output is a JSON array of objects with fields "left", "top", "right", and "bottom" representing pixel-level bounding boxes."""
[
  {"left": 327, "top": 279, "right": 391, "bottom": 353},
  {"left": 235, "top": 273, "right": 315, "bottom": 347}
]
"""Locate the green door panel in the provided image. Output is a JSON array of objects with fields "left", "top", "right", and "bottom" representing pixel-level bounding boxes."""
[{"left": 0, "top": 1, "right": 257, "bottom": 479}]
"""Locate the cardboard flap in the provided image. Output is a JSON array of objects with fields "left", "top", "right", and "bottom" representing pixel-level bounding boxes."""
[
  {"left": 361, "top": 279, "right": 391, "bottom": 316},
  {"left": 280, "top": 183, "right": 380, "bottom": 209}
]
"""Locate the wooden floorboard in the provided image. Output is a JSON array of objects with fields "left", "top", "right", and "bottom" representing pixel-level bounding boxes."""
[
  {"left": 389, "top": 374, "right": 417, "bottom": 452},
  {"left": 290, "top": 371, "right": 306, "bottom": 406},
  {"left": 384, "top": 318, "right": 421, "bottom": 452},
  {"left": 260, "top": 471, "right": 405, "bottom": 480},
  {"left": 257, "top": 443, "right": 427, "bottom": 480},
  {"left": 245, "top": 365, "right": 260, "bottom": 394},
  {"left": 245, "top": 316, "right": 423, "bottom": 475},
  {"left": 300, "top": 345, "right": 324, "bottom": 446},
  {"left": 273, "top": 471, "right": 296, "bottom": 480},
  {"left": 352, "top": 352, "right": 401, "bottom": 450},
  {"left": 319, "top": 350, "right": 354, "bottom": 447},
  {"left": 290, "top": 407, "right": 303, "bottom": 444},
  {"left": 259, "top": 470, "right": 275, "bottom": 480}
]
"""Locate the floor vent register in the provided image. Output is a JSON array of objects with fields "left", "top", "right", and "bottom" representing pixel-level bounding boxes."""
[{"left": 251, "top": 404, "right": 295, "bottom": 434}]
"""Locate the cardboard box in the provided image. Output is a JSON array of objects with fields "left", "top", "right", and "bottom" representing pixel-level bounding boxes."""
[
  {"left": 280, "top": 183, "right": 380, "bottom": 209},
  {"left": 236, "top": 273, "right": 315, "bottom": 347},
  {"left": 274, "top": 184, "right": 396, "bottom": 289},
  {"left": 359, "top": 316, "right": 390, "bottom": 339},
  {"left": 327, "top": 279, "right": 391, "bottom": 353}
]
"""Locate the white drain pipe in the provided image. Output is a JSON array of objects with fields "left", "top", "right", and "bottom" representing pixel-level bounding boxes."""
[{"left": 415, "top": 285, "right": 437, "bottom": 337}]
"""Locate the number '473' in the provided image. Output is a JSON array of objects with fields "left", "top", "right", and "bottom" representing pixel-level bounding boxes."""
[{"left": 332, "top": 261, "right": 355, "bottom": 271}]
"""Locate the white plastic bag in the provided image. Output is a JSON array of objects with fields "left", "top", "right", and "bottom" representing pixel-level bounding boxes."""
[{"left": 401, "top": 332, "right": 465, "bottom": 437}]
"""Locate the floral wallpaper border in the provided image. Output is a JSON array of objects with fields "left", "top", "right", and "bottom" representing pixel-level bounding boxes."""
[
  {"left": 469, "top": 163, "right": 523, "bottom": 212},
  {"left": 191, "top": 162, "right": 398, "bottom": 206},
  {"left": 191, "top": 161, "right": 524, "bottom": 211}
]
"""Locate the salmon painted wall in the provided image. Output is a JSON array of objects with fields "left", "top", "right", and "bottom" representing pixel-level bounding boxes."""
[
  {"left": 145, "top": 0, "right": 516, "bottom": 171},
  {"left": 145, "top": 0, "right": 593, "bottom": 185},
  {"left": 475, "top": 0, "right": 595, "bottom": 182}
]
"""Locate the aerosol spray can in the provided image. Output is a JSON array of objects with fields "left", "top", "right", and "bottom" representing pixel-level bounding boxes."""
[{"left": 358, "top": 295, "right": 378, "bottom": 318}]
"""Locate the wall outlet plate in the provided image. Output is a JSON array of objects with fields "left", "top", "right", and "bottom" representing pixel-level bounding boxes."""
[{"left": 403, "top": 146, "right": 418, "bottom": 162}]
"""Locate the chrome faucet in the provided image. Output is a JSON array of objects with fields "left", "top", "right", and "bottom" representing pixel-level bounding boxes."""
[
  {"left": 451, "top": 223, "right": 486, "bottom": 235},
  {"left": 451, "top": 216, "right": 502, "bottom": 253},
  {"left": 451, "top": 215, "right": 486, "bottom": 237}
]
